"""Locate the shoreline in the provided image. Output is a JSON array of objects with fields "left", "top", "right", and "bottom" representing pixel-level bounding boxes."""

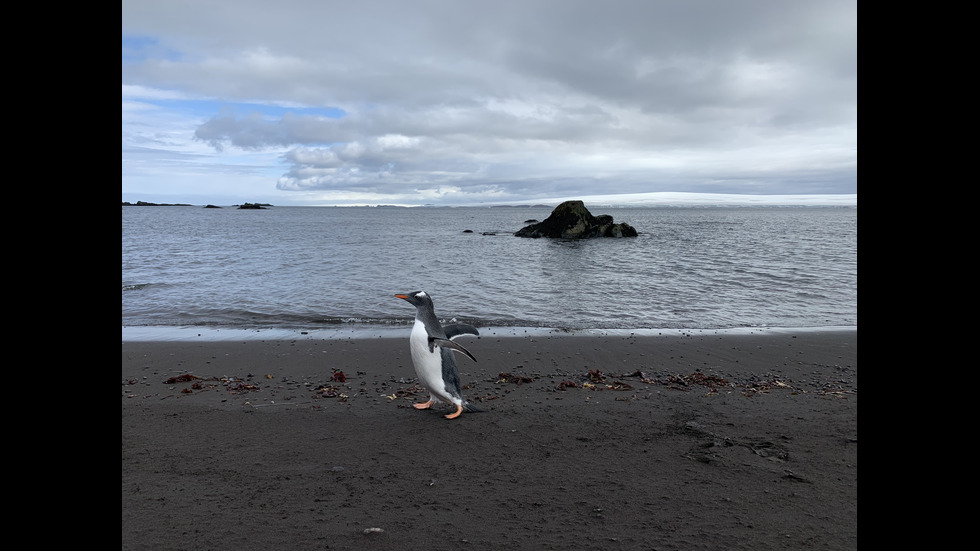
[
  {"left": 122, "top": 324, "right": 857, "bottom": 342},
  {"left": 122, "top": 330, "right": 856, "bottom": 550}
]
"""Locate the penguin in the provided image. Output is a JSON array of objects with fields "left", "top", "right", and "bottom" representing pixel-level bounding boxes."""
[{"left": 395, "top": 291, "right": 482, "bottom": 419}]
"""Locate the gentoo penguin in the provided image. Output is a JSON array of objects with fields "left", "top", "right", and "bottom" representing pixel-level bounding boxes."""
[{"left": 395, "top": 291, "right": 482, "bottom": 419}]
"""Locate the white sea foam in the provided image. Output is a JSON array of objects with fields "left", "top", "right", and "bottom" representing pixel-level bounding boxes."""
[{"left": 122, "top": 324, "right": 855, "bottom": 342}]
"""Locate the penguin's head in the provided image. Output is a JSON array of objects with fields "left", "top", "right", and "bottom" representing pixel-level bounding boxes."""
[{"left": 395, "top": 291, "right": 432, "bottom": 309}]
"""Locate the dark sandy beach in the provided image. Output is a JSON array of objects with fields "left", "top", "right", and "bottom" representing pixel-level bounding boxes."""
[{"left": 122, "top": 330, "right": 856, "bottom": 550}]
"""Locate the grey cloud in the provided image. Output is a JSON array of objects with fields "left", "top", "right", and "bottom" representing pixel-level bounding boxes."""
[{"left": 123, "top": 0, "right": 856, "bottom": 204}]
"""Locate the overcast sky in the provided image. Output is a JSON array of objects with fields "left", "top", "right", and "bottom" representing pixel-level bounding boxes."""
[{"left": 122, "top": 0, "right": 857, "bottom": 206}]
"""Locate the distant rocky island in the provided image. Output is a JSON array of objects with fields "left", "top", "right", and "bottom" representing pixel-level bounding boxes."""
[
  {"left": 121, "top": 201, "right": 193, "bottom": 207},
  {"left": 515, "top": 200, "right": 638, "bottom": 238},
  {"left": 122, "top": 201, "right": 273, "bottom": 209}
]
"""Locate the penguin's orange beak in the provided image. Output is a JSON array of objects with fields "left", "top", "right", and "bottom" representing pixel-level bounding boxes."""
[{"left": 395, "top": 294, "right": 409, "bottom": 300}]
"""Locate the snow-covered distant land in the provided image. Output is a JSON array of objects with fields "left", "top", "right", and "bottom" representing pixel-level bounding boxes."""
[{"left": 481, "top": 192, "right": 857, "bottom": 208}]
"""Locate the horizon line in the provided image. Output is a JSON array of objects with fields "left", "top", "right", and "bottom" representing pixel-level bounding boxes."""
[{"left": 123, "top": 191, "right": 858, "bottom": 208}]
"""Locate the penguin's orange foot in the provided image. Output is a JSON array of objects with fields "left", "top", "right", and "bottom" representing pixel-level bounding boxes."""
[
  {"left": 413, "top": 401, "right": 434, "bottom": 410},
  {"left": 445, "top": 405, "right": 463, "bottom": 419}
]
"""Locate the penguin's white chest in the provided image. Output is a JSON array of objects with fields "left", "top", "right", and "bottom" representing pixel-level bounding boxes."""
[{"left": 409, "top": 319, "right": 447, "bottom": 398}]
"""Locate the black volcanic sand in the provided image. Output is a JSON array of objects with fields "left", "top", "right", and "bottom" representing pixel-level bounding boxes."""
[{"left": 122, "top": 330, "right": 857, "bottom": 550}]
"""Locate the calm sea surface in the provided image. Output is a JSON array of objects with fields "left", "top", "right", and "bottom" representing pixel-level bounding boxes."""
[{"left": 122, "top": 205, "right": 856, "bottom": 339}]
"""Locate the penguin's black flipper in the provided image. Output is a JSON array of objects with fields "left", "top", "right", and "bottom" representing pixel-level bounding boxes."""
[
  {"left": 444, "top": 323, "right": 480, "bottom": 339},
  {"left": 430, "top": 337, "right": 477, "bottom": 362}
]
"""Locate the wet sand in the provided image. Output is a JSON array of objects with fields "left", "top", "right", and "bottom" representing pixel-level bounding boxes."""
[{"left": 122, "top": 330, "right": 857, "bottom": 550}]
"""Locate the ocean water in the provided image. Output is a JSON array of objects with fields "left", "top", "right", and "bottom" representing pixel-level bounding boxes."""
[{"left": 122, "top": 205, "right": 856, "bottom": 339}]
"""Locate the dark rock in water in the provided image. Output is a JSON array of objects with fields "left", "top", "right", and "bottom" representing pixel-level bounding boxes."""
[
  {"left": 204, "top": 204, "right": 222, "bottom": 208},
  {"left": 237, "top": 202, "right": 270, "bottom": 209},
  {"left": 524, "top": 219, "right": 539, "bottom": 224},
  {"left": 514, "top": 200, "right": 638, "bottom": 239},
  {"left": 462, "top": 229, "right": 474, "bottom": 233}
]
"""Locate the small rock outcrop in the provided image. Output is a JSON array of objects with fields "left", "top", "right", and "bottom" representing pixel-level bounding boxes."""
[{"left": 514, "top": 200, "right": 637, "bottom": 238}]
